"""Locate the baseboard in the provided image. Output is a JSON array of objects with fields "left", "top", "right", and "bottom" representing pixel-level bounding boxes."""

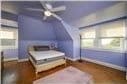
[
  {"left": 65, "top": 57, "right": 78, "bottom": 61},
  {"left": 82, "top": 57, "right": 126, "bottom": 71},
  {"left": 126, "top": 71, "right": 127, "bottom": 80},
  {"left": 4, "top": 57, "right": 18, "bottom": 62},
  {"left": 18, "top": 58, "right": 29, "bottom": 62}
]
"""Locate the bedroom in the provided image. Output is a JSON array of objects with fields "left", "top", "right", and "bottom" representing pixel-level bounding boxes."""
[{"left": 0, "top": 0, "right": 127, "bottom": 84}]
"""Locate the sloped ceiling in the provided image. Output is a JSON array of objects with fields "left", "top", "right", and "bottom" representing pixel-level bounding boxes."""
[
  {"left": 54, "top": 1, "right": 119, "bottom": 23},
  {"left": 1, "top": 1, "right": 43, "bottom": 21},
  {"left": 1, "top": 1, "right": 119, "bottom": 22},
  {"left": 1, "top": 1, "right": 58, "bottom": 21}
]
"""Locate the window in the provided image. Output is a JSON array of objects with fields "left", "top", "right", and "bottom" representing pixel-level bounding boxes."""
[
  {"left": 100, "top": 38, "right": 124, "bottom": 50},
  {"left": 80, "top": 19, "right": 126, "bottom": 52},
  {"left": 99, "top": 20, "right": 125, "bottom": 51},
  {"left": 0, "top": 27, "right": 18, "bottom": 49},
  {"left": 81, "top": 28, "right": 95, "bottom": 48}
]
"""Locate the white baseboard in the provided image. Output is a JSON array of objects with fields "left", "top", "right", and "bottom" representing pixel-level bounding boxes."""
[
  {"left": 82, "top": 57, "right": 126, "bottom": 71},
  {"left": 126, "top": 74, "right": 127, "bottom": 80},
  {"left": 126, "top": 72, "right": 127, "bottom": 80},
  {"left": 4, "top": 57, "right": 18, "bottom": 62},
  {"left": 18, "top": 58, "right": 29, "bottom": 62},
  {"left": 65, "top": 57, "right": 78, "bottom": 61}
]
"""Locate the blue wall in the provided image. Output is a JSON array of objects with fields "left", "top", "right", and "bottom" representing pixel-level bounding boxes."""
[
  {"left": 125, "top": 52, "right": 127, "bottom": 67},
  {"left": 52, "top": 21, "right": 72, "bottom": 41},
  {"left": 81, "top": 49, "right": 125, "bottom": 67},
  {"left": 52, "top": 21, "right": 74, "bottom": 58},
  {"left": 18, "top": 15, "right": 57, "bottom": 59},
  {"left": 18, "top": 15, "right": 56, "bottom": 40},
  {"left": 3, "top": 49, "right": 18, "bottom": 59},
  {"left": 58, "top": 41, "right": 73, "bottom": 58}
]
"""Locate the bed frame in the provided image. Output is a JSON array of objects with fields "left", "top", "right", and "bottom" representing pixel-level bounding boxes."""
[{"left": 28, "top": 45, "right": 66, "bottom": 74}]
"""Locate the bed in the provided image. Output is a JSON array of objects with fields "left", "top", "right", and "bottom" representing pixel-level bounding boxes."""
[{"left": 28, "top": 45, "right": 66, "bottom": 74}]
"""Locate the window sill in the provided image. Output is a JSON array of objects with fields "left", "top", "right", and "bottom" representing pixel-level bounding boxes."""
[
  {"left": 1, "top": 46, "right": 18, "bottom": 50},
  {"left": 81, "top": 47, "right": 126, "bottom": 53}
]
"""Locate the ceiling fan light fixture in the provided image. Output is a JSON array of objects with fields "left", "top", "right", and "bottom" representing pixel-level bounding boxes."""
[{"left": 44, "top": 11, "right": 52, "bottom": 16}]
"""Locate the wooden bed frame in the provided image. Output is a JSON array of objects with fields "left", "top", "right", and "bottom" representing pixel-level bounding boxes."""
[{"left": 28, "top": 45, "right": 66, "bottom": 74}]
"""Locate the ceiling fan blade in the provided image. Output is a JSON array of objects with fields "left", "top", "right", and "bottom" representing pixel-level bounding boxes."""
[
  {"left": 51, "top": 13, "right": 62, "bottom": 21},
  {"left": 43, "top": 16, "right": 47, "bottom": 20},
  {"left": 26, "top": 8, "right": 44, "bottom": 12},
  {"left": 40, "top": 1, "right": 48, "bottom": 10},
  {"left": 51, "top": 6, "right": 66, "bottom": 12}
]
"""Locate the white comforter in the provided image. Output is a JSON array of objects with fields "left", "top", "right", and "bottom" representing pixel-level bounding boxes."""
[{"left": 29, "top": 50, "right": 65, "bottom": 61}]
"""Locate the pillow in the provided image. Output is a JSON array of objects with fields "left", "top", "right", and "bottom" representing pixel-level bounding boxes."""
[{"left": 34, "top": 46, "right": 50, "bottom": 51}]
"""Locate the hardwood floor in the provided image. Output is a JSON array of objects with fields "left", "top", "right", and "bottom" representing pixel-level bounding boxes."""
[{"left": 2, "top": 60, "right": 127, "bottom": 84}]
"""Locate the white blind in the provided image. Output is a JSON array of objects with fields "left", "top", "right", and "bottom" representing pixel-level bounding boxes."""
[
  {"left": 81, "top": 28, "right": 96, "bottom": 38},
  {"left": 0, "top": 31, "right": 14, "bottom": 39},
  {"left": 100, "top": 20, "right": 125, "bottom": 37}
]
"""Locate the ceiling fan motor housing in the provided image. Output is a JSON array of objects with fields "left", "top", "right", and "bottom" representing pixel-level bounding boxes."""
[{"left": 44, "top": 11, "right": 52, "bottom": 16}]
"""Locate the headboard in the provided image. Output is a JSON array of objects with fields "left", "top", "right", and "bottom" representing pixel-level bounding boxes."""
[
  {"left": 28, "top": 45, "right": 50, "bottom": 51},
  {"left": 34, "top": 46, "right": 50, "bottom": 51}
]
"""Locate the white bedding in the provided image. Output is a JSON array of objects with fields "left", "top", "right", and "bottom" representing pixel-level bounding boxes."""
[{"left": 29, "top": 50, "right": 65, "bottom": 61}]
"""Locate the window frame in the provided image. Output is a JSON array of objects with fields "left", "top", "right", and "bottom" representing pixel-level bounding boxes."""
[
  {"left": 80, "top": 19, "right": 126, "bottom": 53},
  {"left": 0, "top": 27, "right": 18, "bottom": 49}
]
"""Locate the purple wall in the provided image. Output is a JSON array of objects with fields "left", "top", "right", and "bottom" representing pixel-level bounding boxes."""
[
  {"left": 3, "top": 49, "right": 18, "bottom": 59},
  {"left": 18, "top": 15, "right": 56, "bottom": 40},
  {"left": 52, "top": 21, "right": 73, "bottom": 58},
  {"left": 58, "top": 41, "right": 73, "bottom": 58},
  {"left": 125, "top": 52, "right": 127, "bottom": 68},
  {"left": 52, "top": 21, "right": 72, "bottom": 41},
  {"left": 18, "top": 15, "right": 57, "bottom": 59},
  {"left": 81, "top": 49, "right": 125, "bottom": 67}
]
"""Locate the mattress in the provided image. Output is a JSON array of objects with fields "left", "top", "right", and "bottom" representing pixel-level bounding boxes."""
[{"left": 29, "top": 50, "right": 65, "bottom": 65}]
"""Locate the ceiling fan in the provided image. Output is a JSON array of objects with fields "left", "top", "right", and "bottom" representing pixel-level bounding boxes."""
[{"left": 26, "top": 2, "right": 66, "bottom": 20}]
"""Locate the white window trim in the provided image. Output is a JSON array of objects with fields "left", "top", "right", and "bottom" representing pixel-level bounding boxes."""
[
  {"left": 81, "top": 19, "right": 127, "bottom": 52},
  {"left": 124, "top": 19, "right": 127, "bottom": 52},
  {"left": 95, "top": 26, "right": 101, "bottom": 48},
  {"left": 82, "top": 47, "right": 125, "bottom": 53}
]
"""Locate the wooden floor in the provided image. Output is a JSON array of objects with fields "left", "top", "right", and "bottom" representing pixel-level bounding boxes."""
[{"left": 2, "top": 60, "right": 127, "bottom": 84}]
